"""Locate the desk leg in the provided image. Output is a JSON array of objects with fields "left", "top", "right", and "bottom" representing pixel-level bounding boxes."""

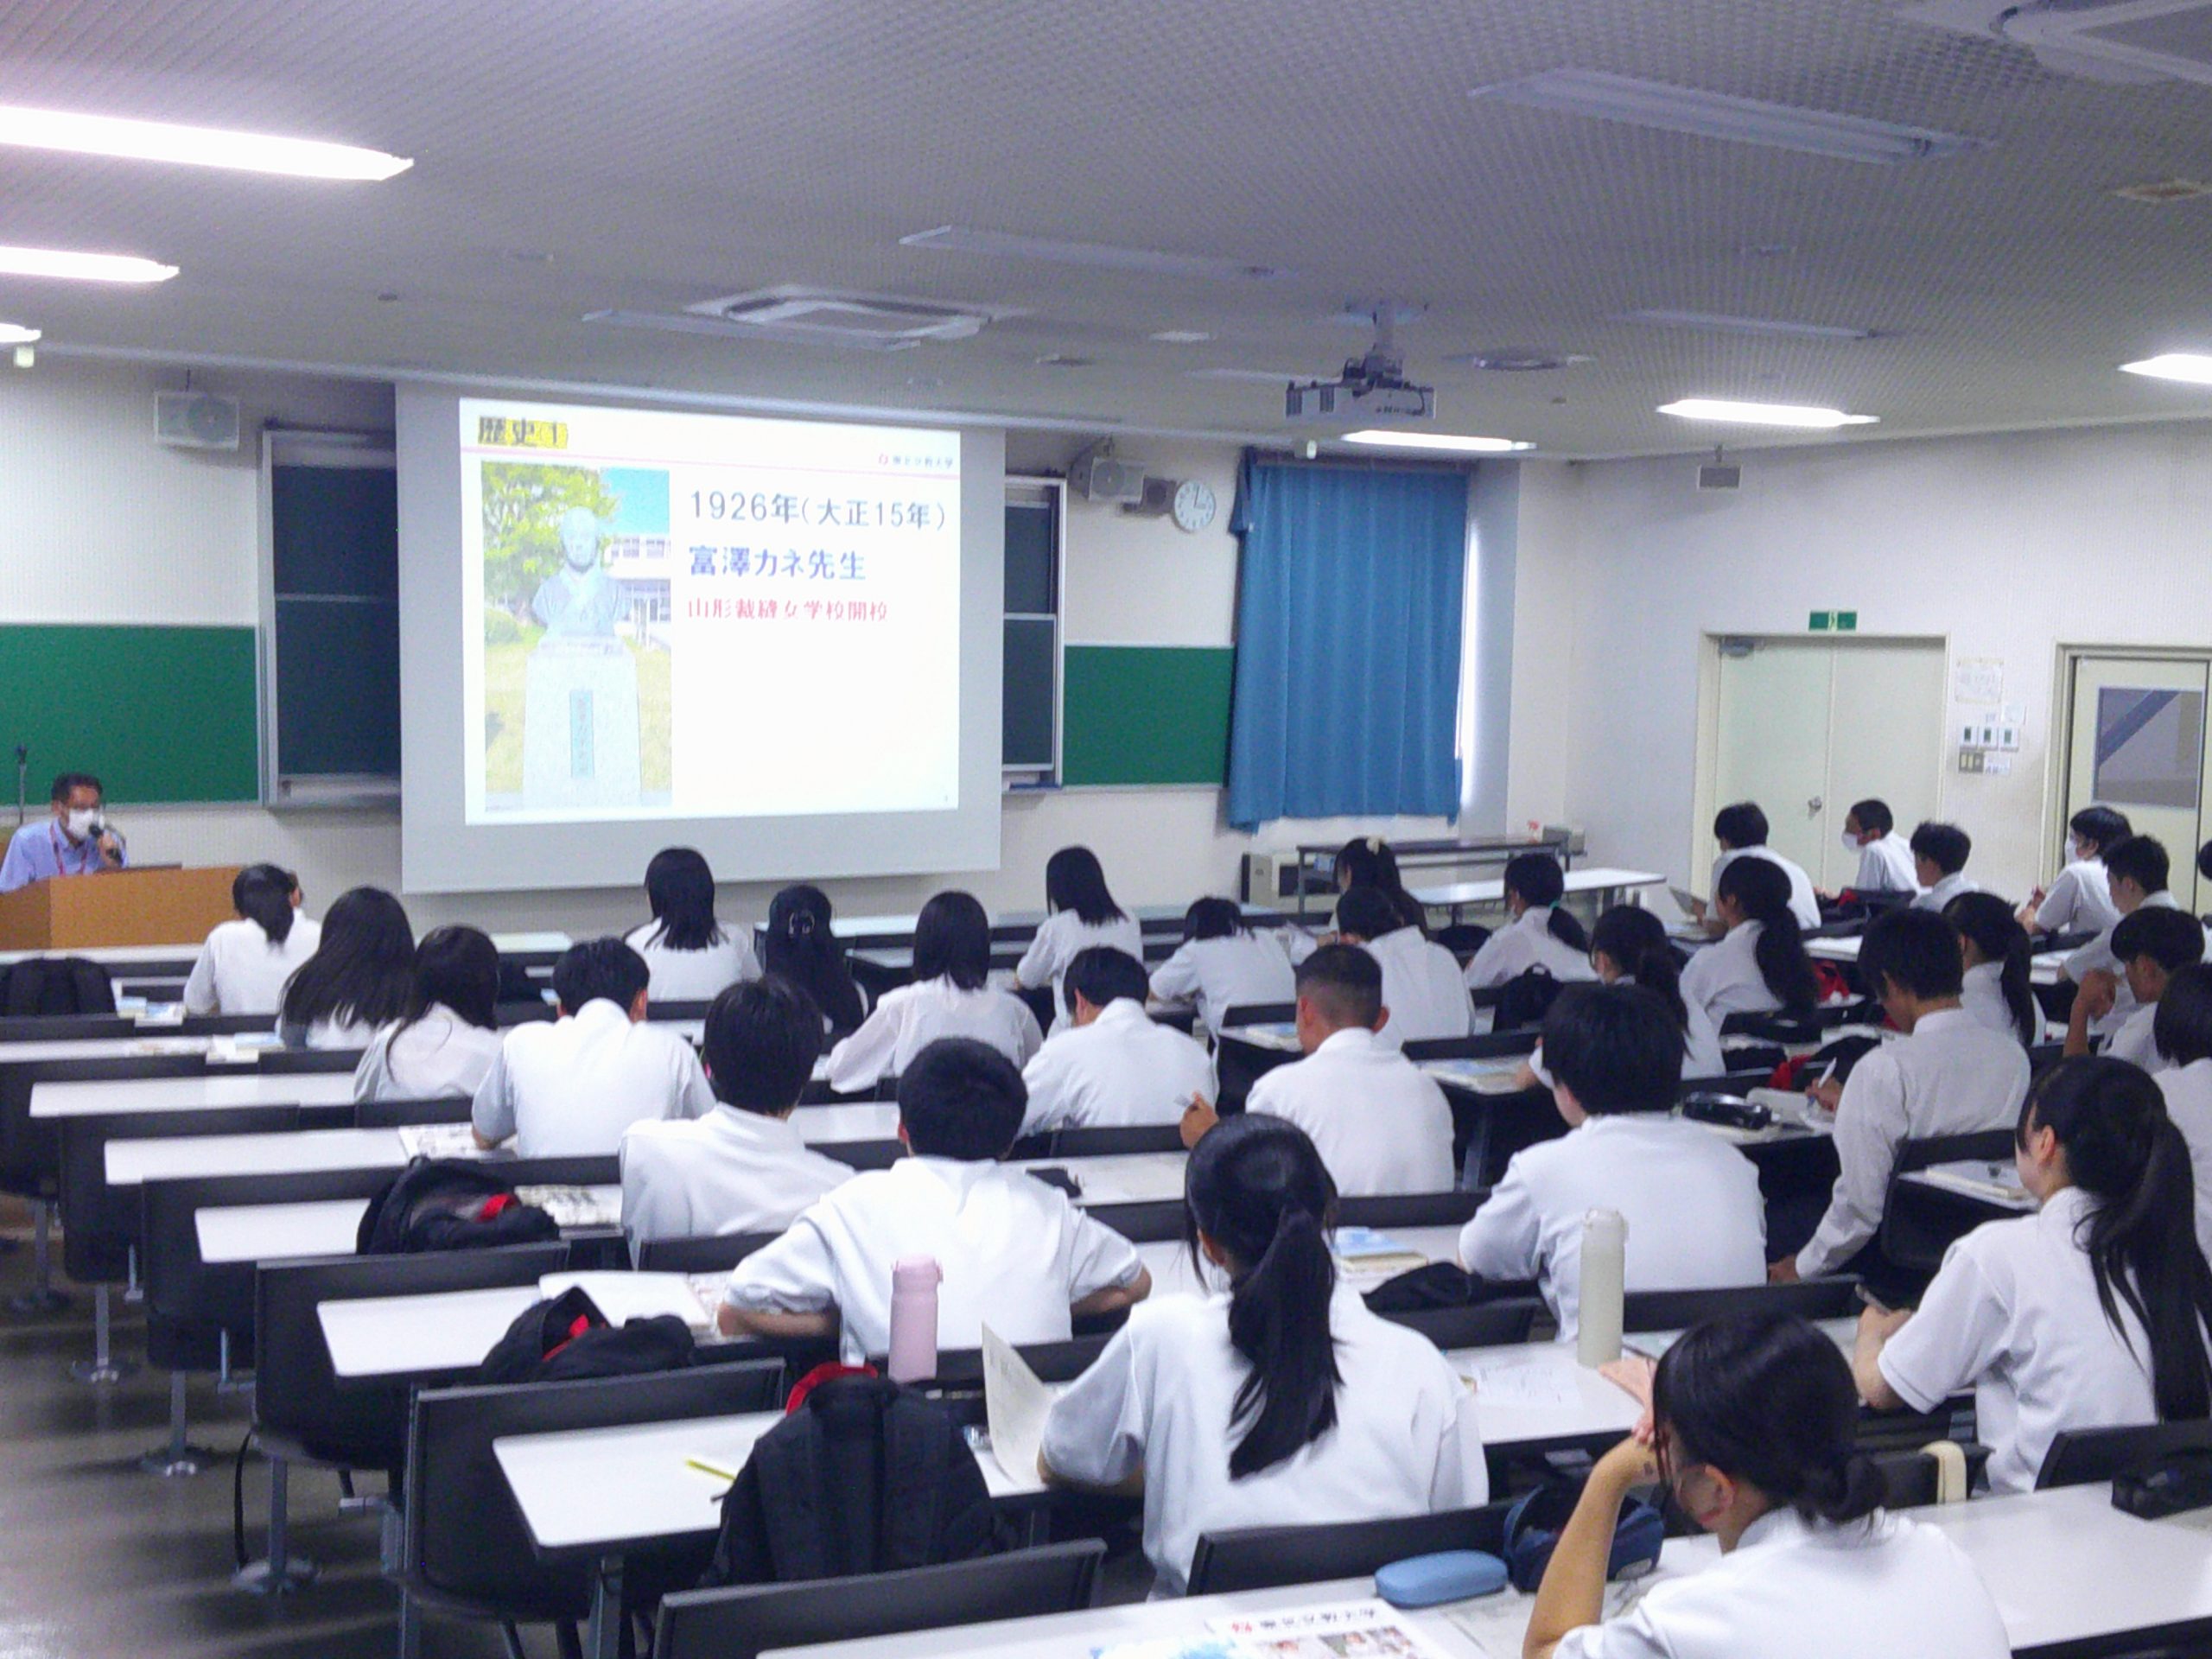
[
  {"left": 69, "top": 1283, "right": 136, "bottom": 1384},
  {"left": 233, "top": 1456, "right": 320, "bottom": 1593},
  {"left": 9, "top": 1200, "right": 67, "bottom": 1314},
  {"left": 139, "top": 1369, "right": 215, "bottom": 1476},
  {"left": 586, "top": 1556, "right": 624, "bottom": 1659}
]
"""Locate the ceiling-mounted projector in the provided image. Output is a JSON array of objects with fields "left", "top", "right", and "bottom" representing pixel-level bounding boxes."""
[{"left": 1286, "top": 302, "right": 1434, "bottom": 424}]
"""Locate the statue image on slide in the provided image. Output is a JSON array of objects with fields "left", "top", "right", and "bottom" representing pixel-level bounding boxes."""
[{"left": 532, "top": 508, "right": 626, "bottom": 638}]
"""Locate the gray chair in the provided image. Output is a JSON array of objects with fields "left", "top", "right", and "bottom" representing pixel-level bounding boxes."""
[{"left": 2038, "top": 1421, "right": 2212, "bottom": 1490}]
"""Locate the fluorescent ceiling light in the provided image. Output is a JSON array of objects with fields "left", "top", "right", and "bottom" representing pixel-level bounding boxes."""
[
  {"left": 902, "top": 225, "right": 1287, "bottom": 281},
  {"left": 0, "top": 245, "right": 175, "bottom": 283},
  {"left": 1150, "top": 329, "right": 1213, "bottom": 343},
  {"left": 1624, "top": 308, "right": 1876, "bottom": 341},
  {"left": 1659, "top": 397, "right": 1877, "bottom": 429},
  {"left": 2120, "top": 353, "right": 2212, "bottom": 385},
  {"left": 0, "top": 104, "right": 409, "bottom": 180},
  {"left": 1342, "top": 430, "right": 1533, "bottom": 453},
  {"left": 1185, "top": 367, "right": 1322, "bottom": 382},
  {"left": 0, "top": 322, "right": 40, "bottom": 345},
  {"left": 1471, "top": 68, "right": 1986, "bottom": 164}
]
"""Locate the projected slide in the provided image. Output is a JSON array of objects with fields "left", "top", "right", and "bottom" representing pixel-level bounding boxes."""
[{"left": 458, "top": 398, "right": 962, "bottom": 824}]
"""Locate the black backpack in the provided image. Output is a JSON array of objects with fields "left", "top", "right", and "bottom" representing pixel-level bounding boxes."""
[
  {"left": 353, "top": 1157, "right": 561, "bottom": 1255},
  {"left": 1, "top": 957, "right": 116, "bottom": 1017},
  {"left": 474, "top": 1287, "right": 697, "bottom": 1384},
  {"left": 701, "top": 1372, "right": 1005, "bottom": 1587},
  {"left": 1491, "top": 967, "right": 1564, "bottom": 1032}
]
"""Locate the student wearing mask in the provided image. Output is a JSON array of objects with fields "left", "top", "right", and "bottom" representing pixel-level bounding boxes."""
[
  {"left": 2069, "top": 906, "right": 2203, "bottom": 1073},
  {"left": 1462, "top": 853, "right": 1598, "bottom": 994},
  {"left": 1526, "top": 1313, "right": 2009, "bottom": 1659},
  {"left": 1185, "top": 945, "right": 1453, "bottom": 1196},
  {"left": 183, "top": 864, "right": 320, "bottom": 1016},
  {"left": 1907, "top": 821, "right": 1978, "bottom": 911},
  {"left": 1857, "top": 1058, "right": 2212, "bottom": 1493},
  {"left": 1694, "top": 803, "right": 1819, "bottom": 934},
  {"left": 1945, "top": 892, "right": 2041, "bottom": 1048},
  {"left": 1337, "top": 885, "right": 1472, "bottom": 1044},
  {"left": 624, "top": 847, "right": 760, "bottom": 1002},
  {"left": 1780, "top": 908, "right": 2030, "bottom": 1283},
  {"left": 721, "top": 1037, "right": 1151, "bottom": 1358},
  {"left": 1041, "top": 1114, "right": 1484, "bottom": 1598},
  {"left": 2065, "top": 834, "right": 2184, "bottom": 1039},
  {"left": 471, "top": 937, "right": 715, "bottom": 1156},
  {"left": 1014, "top": 846, "right": 1144, "bottom": 1032},
  {"left": 620, "top": 976, "right": 851, "bottom": 1244},
  {"left": 762, "top": 884, "right": 868, "bottom": 1036},
  {"left": 276, "top": 887, "right": 415, "bottom": 1050},
  {"left": 1020, "top": 947, "right": 1215, "bottom": 1134},
  {"left": 1459, "top": 985, "right": 1764, "bottom": 1339},
  {"left": 2020, "top": 804, "right": 2130, "bottom": 939},
  {"left": 0, "top": 772, "right": 126, "bottom": 892},
  {"left": 352, "top": 925, "right": 505, "bottom": 1101},
  {"left": 1833, "top": 798, "right": 1918, "bottom": 898},
  {"left": 2153, "top": 964, "right": 2212, "bottom": 1261},
  {"left": 1148, "top": 897, "right": 1297, "bottom": 1039},
  {"left": 825, "top": 891, "right": 1042, "bottom": 1088},
  {"left": 1679, "top": 856, "right": 1819, "bottom": 1029}
]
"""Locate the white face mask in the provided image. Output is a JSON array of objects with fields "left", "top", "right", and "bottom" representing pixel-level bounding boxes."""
[
  {"left": 2069, "top": 839, "right": 2091, "bottom": 864},
  {"left": 1839, "top": 829, "right": 1864, "bottom": 852},
  {"left": 64, "top": 808, "right": 99, "bottom": 839}
]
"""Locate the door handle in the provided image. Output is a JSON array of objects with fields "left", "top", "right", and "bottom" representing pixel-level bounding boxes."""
[{"left": 1807, "top": 796, "right": 1824, "bottom": 815}]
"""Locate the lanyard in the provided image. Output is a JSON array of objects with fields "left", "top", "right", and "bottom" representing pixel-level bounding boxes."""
[{"left": 49, "top": 824, "right": 94, "bottom": 874}]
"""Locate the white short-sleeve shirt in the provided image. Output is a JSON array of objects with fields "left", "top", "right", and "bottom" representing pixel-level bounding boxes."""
[
  {"left": 1147, "top": 932, "right": 1297, "bottom": 1037},
  {"left": 722, "top": 1156, "right": 1145, "bottom": 1361},
  {"left": 2036, "top": 859, "right": 2118, "bottom": 937},
  {"left": 621, "top": 921, "right": 761, "bottom": 1003},
  {"left": 182, "top": 915, "right": 322, "bottom": 1017},
  {"left": 1713, "top": 846, "right": 1821, "bottom": 931},
  {"left": 1913, "top": 871, "right": 1980, "bottom": 912},
  {"left": 1959, "top": 961, "right": 2029, "bottom": 1044},
  {"left": 1554, "top": 1507, "right": 2009, "bottom": 1659},
  {"left": 352, "top": 1005, "right": 505, "bottom": 1101},
  {"left": 1014, "top": 910, "right": 1147, "bottom": 1031},
  {"left": 1360, "top": 925, "right": 1474, "bottom": 1043},
  {"left": 1853, "top": 834, "right": 1920, "bottom": 896},
  {"left": 470, "top": 999, "right": 716, "bottom": 1157},
  {"left": 1019, "top": 999, "right": 1216, "bottom": 1134},
  {"left": 1040, "top": 1285, "right": 1486, "bottom": 1596},
  {"left": 2066, "top": 891, "right": 2185, "bottom": 1036},
  {"left": 1244, "top": 1027, "right": 1455, "bottom": 1196},
  {"left": 1457, "top": 1115, "right": 1765, "bottom": 1338},
  {"left": 823, "top": 976, "right": 1043, "bottom": 1090},
  {"left": 1461, "top": 907, "right": 1599, "bottom": 994},
  {"left": 619, "top": 1106, "right": 853, "bottom": 1244},
  {"left": 2103, "top": 1001, "right": 2168, "bottom": 1074},
  {"left": 1679, "top": 921, "right": 1783, "bottom": 1028},
  {"left": 2158, "top": 1058, "right": 2212, "bottom": 1262}
]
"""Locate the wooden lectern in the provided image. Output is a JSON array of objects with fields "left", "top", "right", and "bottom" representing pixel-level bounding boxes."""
[{"left": 0, "top": 867, "right": 241, "bottom": 950}]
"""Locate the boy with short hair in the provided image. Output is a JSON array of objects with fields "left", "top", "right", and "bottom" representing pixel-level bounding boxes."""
[
  {"left": 1336, "top": 885, "right": 1473, "bottom": 1044},
  {"left": 2069, "top": 906, "right": 2205, "bottom": 1075},
  {"left": 1020, "top": 947, "right": 1215, "bottom": 1134},
  {"left": 1700, "top": 801, "right": 1820, "bottom": 932},
  {"left": 1838, "top": 798, "right": 1917, "bottom": 896},
  {"left": 1908, "top": 822, "right": 1978, "bottom": 912},
  {"left": 2065, "top": 835, "right": 2190, "bottom": 1038}
]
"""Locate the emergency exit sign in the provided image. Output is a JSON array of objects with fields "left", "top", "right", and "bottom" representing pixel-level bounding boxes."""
[{"left": 1808, "top": 610, "right": 1859, "bottom": 632}]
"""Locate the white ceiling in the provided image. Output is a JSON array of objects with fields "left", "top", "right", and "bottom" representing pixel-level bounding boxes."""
[{"left": 7, "top": 0, "right": 2212, "bottom": 456}]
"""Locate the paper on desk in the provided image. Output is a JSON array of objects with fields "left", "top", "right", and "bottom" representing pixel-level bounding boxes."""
[
  {"left": 538, "top": 1271, "right": 709, "bottom": 1329},
  {"left": 1211, "top": 1598, "right": 1462, "bottom": 1658},
  {"left": 516, "top": 1185, "right": 620, "bottom": 1229},
  {"left": 396, "top": 1122, "right": 485, "bottom": 1160},
  {"left": 1461, "top": 1351, "right": 1580, "bottom": 1410},
  {"left": 982, "top": 1323, "right": 1053, "bottom": 1488}
]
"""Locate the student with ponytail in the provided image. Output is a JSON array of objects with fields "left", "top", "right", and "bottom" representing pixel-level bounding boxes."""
[
  {"left": 1528, "top": 1313, "right": 2008, "bottom": 1658},
  {"left": 1858, "top": 1057, "right": 2212, "bottom": 1492},
  {"left": 1041, "top": 1113, "right": 1484, "bottom": 1597},
  {"left": 1680, "top": 855, "right": 1817, "bottom": 1028},
  {"left": 1332, "top": 835, "right": 1427, "bottom": 932},
  {"left": 1513, "top": 906, "right": 1726, "bottom": 1089},
  {"left": 1946, "top": 891, "right": 2041, "bottom": 1047},
  {"left": 182, "top": 863, "right": 321, "bottom": 1016},
  {"left": 1464, "top": 852, "right": 1598, "bottom": 991},
  {"left": 760, "top": 884, "right": 867, "bottom": 1035}
]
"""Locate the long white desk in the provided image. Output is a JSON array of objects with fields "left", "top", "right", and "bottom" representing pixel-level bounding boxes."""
[
  {"left": 321, "top": 1283, "right": 547, "bottom": 1379},
  {"left": 1007, "top": 1151, "right": 1187, "bottom": 1206},
  {"left": 1809, "top": 931, "right": 2069, "bottom": 988},
  {"left": 31, "top": 1069, "right": 359, "bottom": 1117},
  {"left": 1410, "top": 867, "right": 1666, "bottom": 918},
  {"left": 0, "top": 1033, "right": 224, "bottom": 1064},
  {"left": 193, "top": 1185, "right": 626, "bottom": 1265}
]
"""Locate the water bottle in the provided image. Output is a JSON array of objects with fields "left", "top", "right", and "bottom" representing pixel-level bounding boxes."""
[
  {"left": 1577, "top": 1209, "right": 1627, "bottom": 1368},
  {"left": 887, "top": 1255, "right": 943, "bottom": 1383}
]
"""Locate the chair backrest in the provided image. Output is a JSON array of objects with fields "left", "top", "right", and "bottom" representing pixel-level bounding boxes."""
[
  {"left": 353, "top": 1094, "right": 477, "bottom": 1128},
  {"left": 2037, "top": 1421, "right": 2212, "bottom": 1489},
  {"left": 899, "top": 1332, "right": 1116, "bottom": 1390},
  {"left": 634, "top": 1230, "right": 780, "bottom": 1274},
  {"left": 1339, "top": 1191, "right": 1480, "bottom": 1229},
  {"left": 1892, "top": 1129, "right": 2018, "bottom": 1176},
  {"left": 254, "top": 1241, "right": 571, "bottom": 1472},
  {"left": 1083, "top": 1199, "right": 1185, "bottom": 1243},
  {"left": 1, "top": 957, "right": 115, "bottom": 1017},
  {"left": 141, "top": 1166, "right": 400, "bottom": 1338},
  {"left": 1187, "top": 1501, "right": 1512, "bottom": 1597},
  {"left": 58, "top": 1104, "right": 302, "bottom": 1283},
  {"left": 1621, "top": 1277, "right": 1859, "bottom": 1332},
  {"left": 404, "top": 1361, "right": 785, "bottom": 1619},
  {"left": 1402, "top": 1032, "right": 1541, "bottom": 1063},
  {"left": 1871, "top": 1444, "right": 1990, "bottom": 1507},
  {"left": 1044, "top": 1124, "right": 1185, "bottom": 1158},
  {"left": 1220, "top": 1003, "right": 1296, "bottom": 1028},
  {"left": 654, "top": 1541, "right": 1103, "bottom": 1659},
  {"left": 1377, "top": 1299, "right": 1543, "bottom": 1350}
]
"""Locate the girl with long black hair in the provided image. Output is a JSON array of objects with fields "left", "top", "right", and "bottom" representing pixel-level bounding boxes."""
[
  {"left": 824, "top": 891, "right": 1041, "bottom": 1088},
  {"left": 1680, "top": 855, "right": 1818, "bottom": 1027},
  {"left": 760, "top": 884, "right": 867, "bottom": 1035},
  {"left": 276, "top": 886, "right": 414, "bottom": 1048},
  {"left": 624, "top": 846, "right": 760, "bottom": 1001},
  {"left": 1947, "top": 890, "right": 2040, "bottom": 1047},
  {"left": 1014, "top": 846, "right": 1143, "bottom": 1030},
  {"left": 352, "top": 925, "right": 505, "bottom": 1100},
  {"left": 181, "top": 863, "right": 320, "bottom": 1016},
  {"left": 1147, "top": 896, "right": 1297, "bottom": 1038},
  {"left": 1041, "top": 1113, "right": 1483, "bottom": 1596}
]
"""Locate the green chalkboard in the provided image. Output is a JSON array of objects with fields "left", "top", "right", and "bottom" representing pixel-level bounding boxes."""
[
  {"left": 1061, "top": 645, "right": 1234, "bottom": 787},
  {"left": 0, "top": 625, "right": 257, "bottom": 803}
]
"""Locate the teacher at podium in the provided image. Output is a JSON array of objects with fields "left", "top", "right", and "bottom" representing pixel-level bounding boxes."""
[{"left": 0, "top": 772, "right": 127, "bottom": 893}]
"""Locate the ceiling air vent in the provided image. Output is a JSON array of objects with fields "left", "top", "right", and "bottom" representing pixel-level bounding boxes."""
[{"left": 689, "top": 287, "right": 990, "bottom": 349}]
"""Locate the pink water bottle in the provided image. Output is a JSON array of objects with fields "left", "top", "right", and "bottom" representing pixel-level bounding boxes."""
[{"left": 887, "top": 1256, "right": 943, "bottom": 1382}]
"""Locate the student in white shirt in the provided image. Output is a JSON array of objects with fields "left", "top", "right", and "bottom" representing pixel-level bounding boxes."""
[
  {"left": 1857, "top": 1058, "right": 2212, "bottom": 1493},
  {"left": 1336, "top": 886, "right": 1472, "bottom": 1044},
  {"left": 621, "top": 976, "right": 852, "bottom": 1245},
  {"left": 1021, "top": 948, "right": 1215, "bottom": 1134},
  {"left": 1527, "top": 1313, "right": 2008, "bottom": 1659},
  {"left": 2068, "top": 905, "right": 2202, "bottom": 1073},
  {"left": 1782, "top": 909, "right": 2030, "bottom": 1282},
  {"left": 276, "top": 886, "right": 414, "bottom": 1050},
  {"left": 1679, "top": 856, "right": 1819, "bottom": 1030},
  {"left": 1184, "top": 944, "right": 1454, "bottom": 1195},
  {"left": 1041, "top": 1113, "right": 1484, "bottom": 1597},
  {"left": 2153, "top": 965, "right": 2212, "bottom": 1261},
  {"left": 1833, "top": 798, "right": 1919, "bottom": 898},
  {"left": 2019, "top": 804, "right": 2129, "bottom": 940},
  {"left": 1582, "top": 906, "right": 1726, "bottom": 1079},
  {"left": 1460, "top": 984, "right": 1764, "bottom": 1338},
  {"left": 472, "top": 937, "right": 715, "bottom": 1156},
  {"left": 353, "top": 925, "right": 505, "bottom": 1101},
  {"left": 1147, "top": 897, "right": 1297, "bottom": 1039},
  {"left": 183, "top": 863, "right": 321, "bottom": 1017},
  {"left": 2063, "top": 833, "right": 2183, "bottom": 1039},
  {"left": 825, "top": 891, "right": 1042, "bottom": 1090},
  {"left": 1944, "top": 892, "right": 2042, "bottom": 1047},
  {"left": 1908, "top": 820, "right": 1979, "bottom": 912},
  {"left": 623, "top": 846, "right": 760, "bottom": 1003},
  {"left": 1461, "top": 852, "right": 1597, "bottom": 998},
  {"left": 721, "top": 1036, "right": 1151, "bottom": 1358},
  {"left": 1014, "top": 846, "right": 1144, "bottom": 1033},
  {"left": 761, "top": 883, "right": 868, "bottom": 1035},
  {"left": 1694, "top": 802, "right": 1820, "bottom": 933},
  {"left": 1332, "top": 835, "right": 1427, "bottom": 932}
]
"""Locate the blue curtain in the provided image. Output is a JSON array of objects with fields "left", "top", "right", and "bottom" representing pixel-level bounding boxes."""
[{"left": 1227, "top": 456, "right": 1467, "bottom": 830}]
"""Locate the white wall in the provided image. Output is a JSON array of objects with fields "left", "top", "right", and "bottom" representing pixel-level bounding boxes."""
[
  {"left": 4, "top": 364, "right": 1452, "bottom": 938},
  {"left": 1506, "top": 422, "right": 2212, "bottom": 900}
]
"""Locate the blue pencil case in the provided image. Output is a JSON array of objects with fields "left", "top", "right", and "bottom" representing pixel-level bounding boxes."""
[{"left": 1375, "top": 1549, "right": 1510, "bottom": 1607}]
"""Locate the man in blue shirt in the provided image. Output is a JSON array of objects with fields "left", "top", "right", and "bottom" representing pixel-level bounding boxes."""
[{"left": 0, "top": 772, "right": 127, "bottom": 893}]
